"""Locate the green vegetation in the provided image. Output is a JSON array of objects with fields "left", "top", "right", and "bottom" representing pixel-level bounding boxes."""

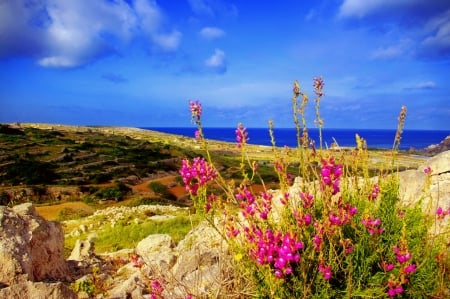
[
  {"left": 64, "top": 212, "right": 201, "bottom": 255},
  {"left": 0, "top": 124, "right": 188, "bottom": 187},
  {"left": 56, "top": 207, "right": 94, "bottom": 221},
  {"left": 178, "top": 81, "right": 449, "bottom": 298}
]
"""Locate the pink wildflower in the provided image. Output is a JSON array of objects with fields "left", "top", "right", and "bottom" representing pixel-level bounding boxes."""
[
  {"left": 236, "top": 123, "right": 249, "bottom": 148},
  {"left": 361, "top": 216, "right": 384, "bottom": 235},
  {"left": 404, "top": 263, "right": 416, "bottom": 274},
  {"left": 320, "top": 157, "right": 342, "bottom": 195},
  {"left": 423, "top": 166, "right": 431, "bottom": 174},
  {"left": 313, "top": 77, "right": 324, "bottom": 97},
  {"left": 368, "top": 183, "right": 380, "bottom": 200},
  {"left": 189, "top": 100, "right": 202, "bottom": 124},
  {"left": 179, "top": 157, "right": 217, "bottom": 196},
  {"left": 318, "top": 262, "right": 332, "bottom": 280},
  {"left": 381, "top": 260, "right": 395, "bottom": 272}
]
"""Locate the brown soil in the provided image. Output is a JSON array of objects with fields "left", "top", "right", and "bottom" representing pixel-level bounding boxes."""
[{"left": 36, "top": 201, "right": 94, "bottom": 221}]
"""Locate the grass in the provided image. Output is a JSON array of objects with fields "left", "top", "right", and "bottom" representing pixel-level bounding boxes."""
[{"left": 64, "top": 211, "right": 201, "bottom": 256}]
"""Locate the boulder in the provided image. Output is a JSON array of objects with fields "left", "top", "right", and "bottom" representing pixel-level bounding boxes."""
[
  {"left": 399, "top": 150, "right": 450, "bottom": 210},
  {"left": 0, "top": 203, "right": 70, "bottom": 285},
  {"left": 136, "top": 234, "right": 176, "bottom": 275},
  {"left": 168, "top": 221, "right": 229, "bottom": 297}
]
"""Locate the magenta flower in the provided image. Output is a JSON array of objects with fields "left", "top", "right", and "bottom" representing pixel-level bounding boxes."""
[
  {"left": 368, "top": 183, "right": 380, "bottom": 200},
  {"left": 361, "top": 216, "right": 384, "bottom": 235},
  {"left": 436, "top": 206, "right": 450, "bottom": 219},
  {"left": 179, "top": 157, "right": 217, "bottom": 196},
  {"left": 246, "top": 227, "right": 303, "bottom": 279},
  {"left": 404, "top": 263, "right": 416, "bottom": 274},
  {"left": 299, "top": 192, "right": 314, "bottom": 208},
  {"left": 393, "top": 243, "right": 412, "bottom": 264},
  {"left": 382, "top": 260, "right": 395, "bottom": 272},
  {"left": 189, "top": 100, "right": 202, "bottom": 124},
  {"left": 318, "top": 262, "right": 332, "bottom": 280},
  {"left": 387, "top": 279, "right": 404, "bottom": 297},
  {"left": 423, "top": 166, "right": 431, "bottom": 174},
  {"left": 320, "top": 157, "right": 342, "bottom": 195},
  {"left": 236, "top": 123, "right": 249, "bottom": 148}
]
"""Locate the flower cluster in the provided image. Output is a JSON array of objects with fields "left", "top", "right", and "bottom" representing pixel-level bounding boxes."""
[
  {"left": 368, "top": 183, "right": 380, "bottom": 200},
  {"left": 236, "top": 187, "right": 272, "bottom": 220},
  {"left": 179, "top": 157, "right": 217, "bottom": 196},
  {"left": 318, "top": 262, "right": 332, "bottom": 280},
  {"left": 129, "top": 252, "right": 144, "bottom": 268},
  {"left": 235, "top": 123, "right": 249, "bottom": 148},
  {"left": 149, "top": 279, "right": 165, "bottom": 299},
  {"left": 387, "top": 279, "right": 404, "bottom": 298},
  {"left": 189, "top": 100, "right": 202, "bottom": 124},
  {"left": 393, "top": 243, "right": 412, "bottom": 264},
  {"left": 293, "top": 210, "right": 312, "bottom": 227},
  {"left": 328, "top": 203, "right": 358, "bottom": 226},
  {"left": 246, "top": 227, "right": 303, "bottom": 278},
  {"left": 313, "top": 76, "right": 324, "bottom": 97},
  {"left": 361, "top": 216, "right": 384, "bottom": 235},
  {"left": 320, "top": 157, "right": 343, "bottom": 195},
  {"left": 386, "top": 241, "right": 416, "bottom": 297},
  {"left": 299, "top": 191, "right": 314, "bottom": 208},
  {"left": 436, "top": 206, "right": 450, "bottom": 220}
]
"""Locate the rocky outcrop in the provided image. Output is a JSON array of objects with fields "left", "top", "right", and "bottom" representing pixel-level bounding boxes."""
[
  {"left": 398, "top": 150, "right": 450, "bottom": 209},
  {"left": 421, "top": 135, "right": 450, "bottom": 155},
  {"left": 0, "top": 203, "right": 76, "bottom": 298}
]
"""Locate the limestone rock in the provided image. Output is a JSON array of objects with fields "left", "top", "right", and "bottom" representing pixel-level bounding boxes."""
[
  {"left": 0, "top": 203, "right": 70, "bottom": 285},
  {"left": 169, "top": 221, "right": 229, "bottom": 297},
  {"left": 0, "top": 281, "right": 76, "bottom": 299},
  {"left": 136, "top": 234, "right": 176, "bottom": 274},
  {"left": 399, "top": 150, "right": 450, "bottom": 210}
]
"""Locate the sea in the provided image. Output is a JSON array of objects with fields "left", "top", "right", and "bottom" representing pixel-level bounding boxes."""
[{"left": 143, "top": 127, "right": 450, "bottom": 150}]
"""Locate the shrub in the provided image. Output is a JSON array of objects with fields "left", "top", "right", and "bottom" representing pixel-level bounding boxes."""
[{"left": 178, "top": 80, "right": 450, "bottom": 298}]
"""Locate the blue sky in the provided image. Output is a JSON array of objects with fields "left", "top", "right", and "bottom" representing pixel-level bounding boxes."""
[{"left": 0, "top": 0, "right": 449, "bottom": 130}]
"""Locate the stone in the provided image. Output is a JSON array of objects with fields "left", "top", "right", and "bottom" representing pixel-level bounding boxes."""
[
  {"left": 0, "top": 281, "right": 77, "bottom": 299},
  {"left": 0, "top": 203, "right": 70, "bottom": 285},
  {"left": 169, "top": 221, "right": 229, "bottom": 297},
  {"left": 136, "top": 234, "right": 176, "bottom": 275}
]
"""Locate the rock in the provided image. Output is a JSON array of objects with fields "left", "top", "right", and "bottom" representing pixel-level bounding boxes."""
[
  {"left": 422, "top": 135, "right": 450, "bottom": 155},
  {"left": 0, "top": 203, "right": 70, "bottom": 285},
  {"left": 399, "top": 150, "right": 450, "bottom": 209},
  {"left": 68, "top": 239, "right": 96, "bottom": 262},
  {"left": 0, "top": 281, "right": 77, "bottom": 299},
  {"left": 136, "top": 234, "right": 176, "bottom": 274},
  {"left": 168, "top": 221, "right": 229, "bottom": 297},
  {"left": 107, "top": 270, "right": 149, "bottom": 299},
  {"left": 398, "top": 150, "right": 450, "bottom": 235}
]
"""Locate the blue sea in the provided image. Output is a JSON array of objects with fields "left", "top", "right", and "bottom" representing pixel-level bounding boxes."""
[{"left": 143, "top": 127, "right": 449, "bottom": 150}]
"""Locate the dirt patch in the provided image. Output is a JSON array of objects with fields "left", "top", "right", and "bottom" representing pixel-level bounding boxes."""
[{"left": 36, "top": 201, "right": 95, "bottom": 221}]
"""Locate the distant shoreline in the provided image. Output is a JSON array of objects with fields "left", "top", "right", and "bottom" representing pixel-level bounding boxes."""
[{"left": 4, "top": 122, "right": 449, "bottom": 151}]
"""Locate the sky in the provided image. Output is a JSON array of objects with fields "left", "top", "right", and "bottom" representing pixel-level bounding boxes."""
[{"left": 0, "top": 0, "right": 449, "bottom": 130}]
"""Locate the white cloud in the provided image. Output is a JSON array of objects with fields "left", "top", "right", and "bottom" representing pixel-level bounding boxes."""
[
  {"left": 205, "top": 49, "right": 226, "bottom": 73},
  {"left": 338, "top": 0, "right": 416, "bottom": 18},
  {"left": 421, "top": 9, "right": 450, "bottom": 57},
  {"left": 408, "top": 81, "right": 438, "bottom": 90},
  {"left": 152, "top": 30, "right": 182, "bottom": 51},
  {"left": 199, "top": 27, "right": 225, "bottom": 39},
  {"left": 370, "top": 39, "right": 412, "bottom": 59},
  {"left": 0, "top": 0, "right": 181, "bottom": 68},
  {"left": 188, "top": 0, "right": 215, "bottom": 17}
]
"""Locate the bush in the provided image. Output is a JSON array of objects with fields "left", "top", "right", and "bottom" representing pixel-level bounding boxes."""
[
  {"left": 177, "top": 81, "right": 450, "bottom": 298},
  {"left": 148, "top": 181, "right": 168, "bottom": 194}
]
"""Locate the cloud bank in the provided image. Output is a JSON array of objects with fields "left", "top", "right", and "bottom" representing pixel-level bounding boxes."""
[{"left": 0, "top": 0, "right": 181, "bottom": 68}]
